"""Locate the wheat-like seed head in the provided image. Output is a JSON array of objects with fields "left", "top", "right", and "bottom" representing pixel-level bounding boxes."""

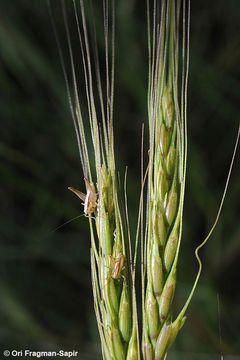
[
  {"left": 50, "top": 1, "right": 240, "bottom": 359},
  {"left": 48, "top": 0, "right": 139, "bottom": 358},
  {"left": 142, "top": 1, "right": 189, "bottom": 358}
]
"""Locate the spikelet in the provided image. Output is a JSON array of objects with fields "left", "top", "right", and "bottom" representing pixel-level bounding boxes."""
[
  {"left": 142, "top": 0, "right": 190, "bottom": 358},
  {"left": 51, "top": 1, "right": 137, "bottom": 358},
  {"left": 54, "top": 1, "right": 240, "bottom": 359}
]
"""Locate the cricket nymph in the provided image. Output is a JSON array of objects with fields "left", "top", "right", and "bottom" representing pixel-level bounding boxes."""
[
  {"left": 110, "top": 253, "right": 125, "bottom": 279},
  {"left": 68, "top": 178, "right": 97, "bottom": 215}
]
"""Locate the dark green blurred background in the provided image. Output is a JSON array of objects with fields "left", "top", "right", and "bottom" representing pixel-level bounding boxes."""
[{"left": 0, "top": 1, "right": 240, "bottom": 359}]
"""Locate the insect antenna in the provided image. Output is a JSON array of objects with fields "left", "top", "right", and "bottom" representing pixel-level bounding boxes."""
[{"left": 50, "top": 214, "right": 85, "bottom": 234}]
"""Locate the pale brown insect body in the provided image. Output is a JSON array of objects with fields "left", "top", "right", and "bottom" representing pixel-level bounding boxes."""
[
  {"left": 68, "top": 178, "right": 97, "bottom": 215},
  {"left": 110, "top": 253, "right": 124, "bottom": 279}
]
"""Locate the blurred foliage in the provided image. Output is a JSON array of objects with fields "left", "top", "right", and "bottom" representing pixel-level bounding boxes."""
[{"left": 0, "top": 1, "right": 240, "bottom": 359}]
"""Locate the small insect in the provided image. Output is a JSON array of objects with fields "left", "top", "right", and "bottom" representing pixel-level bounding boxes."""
[
  {"left": 68, "top": 178, "right": 97, "bottom": 215},
  {"left": 110, "top": 253, "right": 125, "bottom": 280}
]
